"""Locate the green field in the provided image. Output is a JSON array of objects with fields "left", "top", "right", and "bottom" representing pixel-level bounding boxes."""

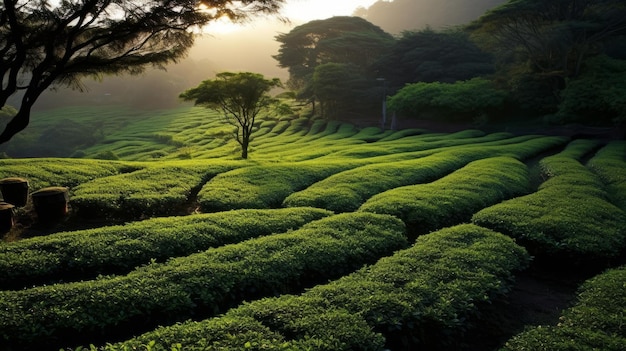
[{"left": 0, "top": 106, "right": 624, "bottom": 351}]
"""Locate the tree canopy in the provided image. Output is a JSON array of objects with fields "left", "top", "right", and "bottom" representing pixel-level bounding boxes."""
[
  {"left": 274, "top": 16, "right": 393, "bottom": 94},
  {"left": 179, "top": 72, "right": 282, "bottom": 159},
  {"left": 0, "top": 0, "right": 285, "bottom": 144}
]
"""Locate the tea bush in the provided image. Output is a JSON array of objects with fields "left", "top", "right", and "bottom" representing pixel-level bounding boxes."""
[
  {"left": 501, "top": 265, "right": 626, "bottom": 351},
  {"left": 472, "top": 140, "right": 626, "bottom": 261},
  {"left": 359, "top": 157, "right": 529, "bottom": 236},
  {"left": 284, "top": 136, "right": 562, "bottom": 213},
  {"left": 0, "top": 212, "right": 407, "bottom": 349},
  {"left": 0, "top": 158, "right": 140, "bottom": 190},
  {"left": 587, "top": 141, "right": 626, "bottom": 211},
  {"left": 71, "top": 160, "right": 242, "bottom": 219},
  {"left": 103, "top": 224, "right": 528, "bottom": 351},
  {"left": 0, "top": 208, "right": 332, "bottom": 289},
  {"left": 197, "top": 162, "right": 360, "bottom": 211}
]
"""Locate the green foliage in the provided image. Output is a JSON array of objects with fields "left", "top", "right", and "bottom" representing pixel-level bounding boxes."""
[
  {"left": 197, "top": 162, "right": 358, "bottom": 211},
  {"left": 501, "top": 266, "right": 626, "bottom": 351},
  {"left": 472, "top": 140, "right": 626, "bottom": 261},
  {"left": 554, "top": 55, "right": 626, "bottom": 125},
  {"left": 71, "top": 160, "right": 242, "bottom": 219},
  {"left": 360, "top": 157, "right": 529, "bottom": 236},
  {"left": 312, "top": 63, "right": 374, "bottom": 118},
  {"left": 388, "top": 78, "right": 508, "bottom": 122},
  {"left": 0, "top": 158, "right": 139, "bottom": 190},
  {"left": 373, "top": 27, "right": 494, "bottom": 88},
  {"left": 0, "top": 212, "right": 407, "bottom": 349},
  {"left": 106, "top": 224, "right": 528, "bottom": 351},
  {"left": 285, "top": 135, "right": 565, "bottom": 213},
  {"left": 587, "top": 141, "right": 626, "bottom": 211},
  {"left": 0, "top": 208, "right": 332, "bottom": 289},
  {"left": 180, "top": 72, "right": 283, "bottom": 159}
]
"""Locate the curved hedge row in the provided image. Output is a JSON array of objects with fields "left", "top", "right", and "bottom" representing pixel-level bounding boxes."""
[
  {"left": 501, "top": 265, "right": 626, "bottom": 351},
  {"left": 359, "top": 156, "right": 530, "bottom": 237},
  {"left": 472, "top": 140, "right": 626, "bottom": 262},
  {"left": 284, "top": 136, "right": 564, "bottom": 213},
  {"left": 102, "top": 224, "right": 529, "bottom": 351},
  {"left": 0, "top": 212, "right": 407, "bottom": 350},
  {"left": 587, "top": 141, "right": 626, "bottom": 211},
  {"left": 197, "top": 162, "right": 361, "bottom": 212},
  {"left": 0, "top": 158, "right": 139, "bottom": 190},
  {"left": 0, "top": 207, "right": 332, "bottom": 290},
  {"left": 71, "top": 160, "right": 242, "bottom": 219}
]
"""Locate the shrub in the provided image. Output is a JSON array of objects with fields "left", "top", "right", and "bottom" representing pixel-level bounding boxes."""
[
  {"left": 0, "top": 158, "right": 139, "bottom": 190},
  {"left": 71, "top": 160, "right": 241, "bottom": 219},
  {"left": 0, "top": 212, "right": 407, "bottom": 350},
  {"left": 359, "top": 157, "right": 529, "bottom": 237},
  {"left": 104, "top": 224, "right": 528, "bottom": 351},
  {"left": 0, "top": 207, "right": 332, "bottom": 289},
  {"left": 587, "top": 141, "right": 626, "bottom": 211},
  {"left": 197, "top": 162, "right": 359, "bottom": 212},
  {"left": 284, "top": 135, "right": 560, "bottom": 213},
  {"left": 472, "top": 140, "right": 626, "bottom": 262},
  {"left": 501, "top": 266, "right": 626, "bottom": 351}
]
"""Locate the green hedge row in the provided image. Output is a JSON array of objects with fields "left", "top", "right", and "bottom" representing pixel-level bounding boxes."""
[
  {"left": 472, "top": 140, "right": 626, "bottom": 261},
  {"left": 197, "top": 162, "right": 361, "bottom": 212},
  {"left": 101, "top": 224, "right": 529, "bottom": 351},
  {"left": 0, "top": 158, "right": 139, "bottom": 190},
  {"left": 359, "top": 156, "right": 530, "bottom": 237},
  {"left": 587, "top": 141, "right": 626, "bottom": 211},
  {"left": 501, "top": 265, "right": 626, "bottom": 351},
  {"left": 71, "top": 160, "right": 242, "bottom": 219},
  {"left": 284, "top": 136, "right": 564, "bottom": 213},
  {"left": 0, "top": 212, "right": 407, "bottom": 349},
  {"left": 0, "top": 207, "right": 332, "bottom": 290}
]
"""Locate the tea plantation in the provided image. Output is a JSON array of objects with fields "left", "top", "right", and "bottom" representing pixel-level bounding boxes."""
[{"left": 0, "top": 106, "right": 624, "bottom": 351}]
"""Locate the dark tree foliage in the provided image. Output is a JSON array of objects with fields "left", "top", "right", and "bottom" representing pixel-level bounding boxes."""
[
  {"left": 372, "top": 27, "right": 495, "bottom": 93},
  {"left": 180, "top": 72, "right": 282, "bottom": 159},
  {"left": 273, "top": 16, "right": 394, "bottom": 100},
  {"left": 469, "top": 0, "right": 626, "bottom": 105},
  {"left": 312, "top": 63, "right": 374, "bottom": 119},
  {"left": 0, "top": 0, "right": 284, "bottom": 144}
]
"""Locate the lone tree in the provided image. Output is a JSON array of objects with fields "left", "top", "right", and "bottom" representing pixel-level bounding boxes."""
[
  {"left": 0, "top": 0, "right": 284, "bottom": 144},
  {"left": 180, "top": 72, "right": 282, "bottom": 159}
]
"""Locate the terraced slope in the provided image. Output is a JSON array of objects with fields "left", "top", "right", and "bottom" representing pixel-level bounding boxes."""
[{"left": 0, "top": 107, "right": 623, "bottom": 351}]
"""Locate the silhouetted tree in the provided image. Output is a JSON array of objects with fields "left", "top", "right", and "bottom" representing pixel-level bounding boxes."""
[
  {"left": 180, "top": 72, "right": 282, "bottom": 159},
  {"left": 372, "top": 28, "right": 494, "bottom": 91},
  {"left": 0, "top": 0, "right": 284, "bottom": 144},
  {"left": 274, "top": 16, "right": 393, "bottom": 106}
]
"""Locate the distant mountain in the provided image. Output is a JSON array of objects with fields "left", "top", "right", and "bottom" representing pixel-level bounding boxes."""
[{"left": 356, "top": 0, "right": 507, "bottom": 33}]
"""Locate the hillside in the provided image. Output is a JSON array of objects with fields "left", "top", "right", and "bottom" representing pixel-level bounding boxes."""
[{"left": 0, "top": 106, "right": 624, "bottom": 351}]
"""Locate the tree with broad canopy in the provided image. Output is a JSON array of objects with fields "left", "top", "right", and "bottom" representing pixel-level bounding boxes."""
[
  {"left": 0, "top": 0, "right": 285, "bottom": 145},
  {"left": 179, "top": 72, "right": 282, "bottom": 159}
]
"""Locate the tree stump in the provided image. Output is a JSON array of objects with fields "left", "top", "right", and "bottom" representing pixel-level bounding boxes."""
[
  {"left": 31, "top": 187, "right": 69, "bottom": 224},
  {"left": 0, "top": 177, "right": 29, "bottom": 207},
  {"left": 0, "top": 202, "right": 15, "bottom": 234}
]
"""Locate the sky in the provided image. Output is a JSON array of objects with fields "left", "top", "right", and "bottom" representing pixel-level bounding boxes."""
[{"left": 280, "top": 0, "right": 379, "bottom": 22}]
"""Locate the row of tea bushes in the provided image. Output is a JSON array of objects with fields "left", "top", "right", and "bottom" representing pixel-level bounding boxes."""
[
  {"left": 71, "top": 160, "right": 242, "bottom": 219},
  {"left": 472, "top": 140, "right": 626, "bottom": 262},
  {"left": 101, "top": 224, "right": 529, "bottom": 351},
  {"left": 0, "top": 208, "right": 332, "bottom": 290},
  {"left": 197, "top": 162, "right": 361, "bottom": 212},
  {"left": 359, "top": 156, "right": 529, "bottom": 237},
  {"left": 0, "top": 158, "right": 140, "bottom": 190},
  {"left": 283, "top": 136, "right": 564, "bottom": 214},
  {"left": 501, "top": 265, "right": 626, "bottom": 351},
  {"left": 587, "top": 141, "right": 626, "bottom": 211},
  {"left": 0, "top": 213, "right": 407, "bottom": 349}
]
